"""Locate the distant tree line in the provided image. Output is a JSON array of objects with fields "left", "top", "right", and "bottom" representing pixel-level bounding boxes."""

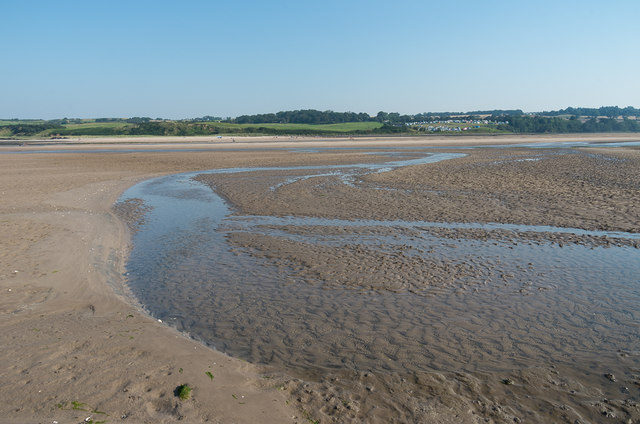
[
  {"left": 125, "top": 117, "right": 153, "bottom": 124},
  {"left": 540, "top": 106, "right": 640, "bottom": 118},
  {"left": 228, "top": 109, "right": 527, "bottom": 125},
  {"left": 494, "top": 115, "right": 640, "bottom": 133},
  {"left": 3, "top": 107, "right": 640, "bottom": 138},
  {"left": 229, "top": 110, "right": 373, "bottom": 125},
  {"left": 190, "top": 116, "right": 224, "bottom": 122}
]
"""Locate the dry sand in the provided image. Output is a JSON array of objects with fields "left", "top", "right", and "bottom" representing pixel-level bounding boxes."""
[
  {"left": 1, "top": 134, "right": 639, "bottom": 423},
  {"left": 0, "top": 149, "right": 310, "bottom": 423}
]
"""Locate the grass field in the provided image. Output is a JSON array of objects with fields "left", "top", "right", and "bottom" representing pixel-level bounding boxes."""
[
  {"left": 39, "top": 121, "right": 133, "bottom": 136},
  {"left": 0, "top": 120, "right": 48, "bottom": 126},
  {"left": 0, "top": 120, "right": 387, "bottom": 138}
]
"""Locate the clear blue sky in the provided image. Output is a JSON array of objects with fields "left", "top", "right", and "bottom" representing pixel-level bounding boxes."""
[{"left": 2, "top": 0, "right": 639, "bottom": 119}]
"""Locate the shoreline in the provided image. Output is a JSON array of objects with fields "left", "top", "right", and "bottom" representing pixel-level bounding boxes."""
[
  {"left": 3, "top": 131, "right": 640, "bottom": 151},
  {"left": 1, "top": 136, "right": 638, "bottom": 423}
]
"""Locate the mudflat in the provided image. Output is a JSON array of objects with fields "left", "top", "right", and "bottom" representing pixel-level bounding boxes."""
[{"left": 1, "top": 134, "right": 639, "bottom": 423}]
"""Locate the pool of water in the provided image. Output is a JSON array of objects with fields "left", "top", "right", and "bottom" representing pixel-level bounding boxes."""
[{"left": 119, "top": 148, "right": 640, "bottom": 380}]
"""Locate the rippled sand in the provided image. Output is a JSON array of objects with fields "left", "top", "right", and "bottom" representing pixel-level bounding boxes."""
[
  {"left": 198, "top": 147, "right": 640, "bottom": 232},
  {"left": 129, "top": 144, "right": 640, "bottom": 423}
]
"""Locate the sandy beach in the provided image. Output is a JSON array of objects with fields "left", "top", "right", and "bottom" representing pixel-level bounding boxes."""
[
  {"left": 0, "top": 147, "right": 307, "bottom": 423},
  {"left": 1, "top": 134, "right": 639, "bottom": 423}
]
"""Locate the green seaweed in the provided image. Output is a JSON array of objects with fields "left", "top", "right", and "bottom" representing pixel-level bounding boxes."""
[{"left": 175, "top": 384, "right": 192, "bottom": 400}]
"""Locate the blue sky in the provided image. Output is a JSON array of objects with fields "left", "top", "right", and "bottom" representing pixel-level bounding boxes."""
[{"left": 2, "top": 0, "right": 639, "bottom": 119}]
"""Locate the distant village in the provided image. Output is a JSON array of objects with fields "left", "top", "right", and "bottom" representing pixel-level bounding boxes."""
[{"left": 405, "top": 118, "right": 509, "bottom": 132}]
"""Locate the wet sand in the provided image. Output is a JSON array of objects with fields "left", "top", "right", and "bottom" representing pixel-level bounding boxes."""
[
  {"left": 192, "top": 144, "right": 640, "bottom": 423},
  {"left": 1, "top": 134, "right": 639, "bottom": 423},
  {"left": 198, "top": 147, "right": 640, "bottom": 233}
]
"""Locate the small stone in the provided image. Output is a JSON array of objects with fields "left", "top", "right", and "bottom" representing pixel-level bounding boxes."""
[
  {"left": 502, "top": 378, "right": 514, "bottom": 385},
  {"left": 604, "top": 373, "right": 616, "bottom": 382}
]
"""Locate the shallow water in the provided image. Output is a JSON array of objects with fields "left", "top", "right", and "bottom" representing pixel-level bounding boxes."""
[{"left": 120, "top": 149, "right": 640, "bottom": 382}]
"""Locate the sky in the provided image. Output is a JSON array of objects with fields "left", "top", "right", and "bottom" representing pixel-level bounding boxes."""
[{"left": 2, "top": 0, "right": 639, "bottom": 119}]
